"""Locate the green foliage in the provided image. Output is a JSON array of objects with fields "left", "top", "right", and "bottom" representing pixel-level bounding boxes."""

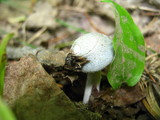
[
  {"left": 0, "top": 0, "right": 28, "bottom": 11},
  {"left": 0, "top": 33, "right": 14, "bottom": 96},
  {"left": 101, "top": 0, "right": 145, "bottom": 89},
  {"left": 0, "top": 33, "right": 16, "bottom": 120},
  {"left": 0, "top": 0, "right": 8, "bottom": 3},
  {"left": 0, "top": 98, "right": 16, "bottom": 120}
]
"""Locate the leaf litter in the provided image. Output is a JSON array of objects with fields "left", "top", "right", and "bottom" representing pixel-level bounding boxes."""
[{"left": 0, "top": 0, "right": 160, "bottom": 120}]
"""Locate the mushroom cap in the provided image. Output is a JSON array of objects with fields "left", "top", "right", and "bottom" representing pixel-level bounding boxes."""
[{"left": 71, "top": 32, "right": 114, "bottom": 73}]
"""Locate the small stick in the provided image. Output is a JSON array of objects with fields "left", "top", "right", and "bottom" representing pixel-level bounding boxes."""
[
  {"left": 144, "top": 67, "right": 156, "bottom": 83},
  {"left": 146, "top": 53, "right": 158, "bottom": 61},
  {"left": 59, "top": 6, "right": 111, "bottom": 35},
  {"left": 28, "top": 27, "right": 47, "bottom": 44},
  {"left": 83, "top": 12, "right": 109, "bottom": 35}
]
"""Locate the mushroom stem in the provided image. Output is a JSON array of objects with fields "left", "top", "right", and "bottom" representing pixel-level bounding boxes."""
[{"left": 83, "top": 71, "right": 101, "bottom": 104}]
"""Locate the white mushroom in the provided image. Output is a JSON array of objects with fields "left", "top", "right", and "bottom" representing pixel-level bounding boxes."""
[{"left": 71, "top": 32, "right": 114, "bottom": 104}]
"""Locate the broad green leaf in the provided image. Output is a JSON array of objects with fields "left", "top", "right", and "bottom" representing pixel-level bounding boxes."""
[
  {"left": 0, "top": 33, "right": 14, "bottom": 96},
  {"left": 0, "top": 98, "right": 16, "bottom": 120},
  {"left": 101, "top": 0, "right": 145, "bottom": 89}
]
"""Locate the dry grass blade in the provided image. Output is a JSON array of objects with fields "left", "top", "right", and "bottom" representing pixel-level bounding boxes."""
[
  {"left": 142, "top": 84, "right": 160, "bottom": 120},
  {"left": 146, "top": 53, "right": 158, "bottom": 61},
  {"left": 144, "top": 67, "right": 156, "bottom": 83},
  {"left": 28, "top": 27, "right": 47, "bottom": 44},
  {"left": 153, "top": 84, "right": 160, "bottom": 97}
]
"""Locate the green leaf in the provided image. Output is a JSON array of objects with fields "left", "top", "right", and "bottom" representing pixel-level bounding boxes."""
[
  {"left": 0, "top": 97, "right": 16, "bottom": 120},
  {"left": 101, "top": 0, "right": 145, "bottom": 89},
  {"left": 0, "top": 33, "right": 14, "bottom": 96}
]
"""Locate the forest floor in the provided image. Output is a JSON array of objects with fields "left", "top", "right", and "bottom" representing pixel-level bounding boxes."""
[{"left": 0, "top": 0, "right": 160, "bottom": 120}]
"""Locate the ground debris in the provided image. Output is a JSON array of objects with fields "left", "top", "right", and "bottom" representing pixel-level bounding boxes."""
[
  {"left": 87, "top": 83, "right": 150, "bottom": 120},
  {"left": 3, "top": 55, "right": 96, "bottom": 120},
  {"left": 145, "top": 18, "right": 160, "bottom": 53},
  {"left": 142, "top": 53, "right": 160, "bottom": 120},
  {"left": 90, "top": 84, "right": 146, "bottom": 111},
  {"left": 7, "top": 46, "right": 88, "bottom": 101},
  {"left": 7, "top": 46, "right": 88, "bottom": 71},
  {"left": 102, "top": 84, "right": 146, "bottom": 107},
  {"left": 1, "top": 0, "right": 160, "bottom": 119}
]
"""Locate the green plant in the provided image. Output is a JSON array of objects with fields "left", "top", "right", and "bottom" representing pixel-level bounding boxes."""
[
  {"left": 0, "top": 98, "right": 16, "bottom": 120},
  {"left": 0, "top": 33, "right": 14, "bottom": 96},
  {"left": 0, "top": 0, "right": 8, "bottom": 3},
  {"left": 0, "top": 33, "right": 16, "bottom": 120},
  {"left": 102, "top": 0, "right": 145, "bottom": 89}
]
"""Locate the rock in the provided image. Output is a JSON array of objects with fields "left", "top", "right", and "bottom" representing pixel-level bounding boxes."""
[{"left": 3, "top": 55, "right": 87, "bottom": 120}]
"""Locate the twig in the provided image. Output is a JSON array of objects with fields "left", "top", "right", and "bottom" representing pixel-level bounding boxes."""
[
  {"left": 59, "top": 6, "right": 86, "bottom": 13},
  {"left": 138, "top": 6, "right": 160, "bottom": 13},
  {"left": 22, "top": 22, "right": 27, "bottom": 41},
  {"left": 144, "top": 67, "right": 156, "bottom": 83},
  {"left": 83, "top": 13, "right": 109, "bottom": 35},
  {"left": 48, "top": 32, "right": 76, "bottom": 47},
  {"left": 7, "top": 46, "right": 44, "bottom": 60},
  {"left": 28, "top": 27, "right": 47, "bottom": 44},
  {"left": 146, "top": 53, "right": 158, "bottom": 61},
  {"left": 59, "top": 6, "right": 110, "bottom": 35},
  {"left": 142, "top": 12, "right": 160, "bottom": 16}
]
